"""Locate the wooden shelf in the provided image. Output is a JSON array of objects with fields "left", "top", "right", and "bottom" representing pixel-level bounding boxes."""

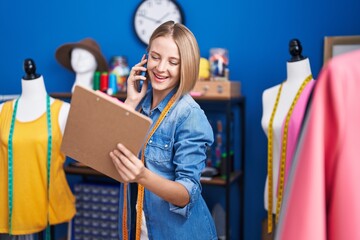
[
  {"left": 64, "top": 164, "right": 241, "bottom": 186},
  {"left": 200, "top": 171, "right": 242, "bottom": 186},
  {"left": 64, "top": 165, "right": 104, "bottom": 177},
  {"left": 50, "top": 92, "right": 244, "bottom": 102},
  {"left": 51, "top": 92, "right": 127, "bottom": 100}
]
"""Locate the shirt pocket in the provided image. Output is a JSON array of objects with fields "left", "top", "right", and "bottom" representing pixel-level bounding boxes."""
[{"left": 145, "top": 132, "right": 173, "bottom": 164}]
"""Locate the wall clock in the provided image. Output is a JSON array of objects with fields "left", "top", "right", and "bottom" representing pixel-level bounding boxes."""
[{"left": 134, "top": 0, "right": 184, "bottom": 45}]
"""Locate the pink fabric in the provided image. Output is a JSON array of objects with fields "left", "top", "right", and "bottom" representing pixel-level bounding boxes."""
[
  {"left": 276, "top": 49, "right": 360, "bottom": 240},
  {"left": 277, "top": 80, "right": 315, "bottom": 192}
]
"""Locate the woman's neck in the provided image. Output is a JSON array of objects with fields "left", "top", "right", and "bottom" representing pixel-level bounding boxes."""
[
  {"left": 21, "top": 76, "right": 47, "bottom": 101},
  {"left": 151, "top": 89, "right": 172, "bottom": 109},
  {"left": 286, "top": 58, "right": 312, "bottom": 82},
  {"left": 151, "top": 94, "right": 163, "bottom": 110}
]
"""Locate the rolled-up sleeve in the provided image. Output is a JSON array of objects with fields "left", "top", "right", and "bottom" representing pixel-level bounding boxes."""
[{"left": 169, "top": 107, "right": 214, "bottom": 217}]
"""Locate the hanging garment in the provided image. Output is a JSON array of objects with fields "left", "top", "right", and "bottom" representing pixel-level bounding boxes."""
[
  {"left": 276, "top": 49, "right": 360, "bottom": 240},
  {"left": 277, "top": 79, "right": 315, "bottom": 195},
  {"left": 0, "top": 99, "right": 76, "bottom": 235}
]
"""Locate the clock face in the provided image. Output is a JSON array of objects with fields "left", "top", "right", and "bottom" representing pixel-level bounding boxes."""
[{"left": 134, "top": 0, "right": 184, "bottom": 45}]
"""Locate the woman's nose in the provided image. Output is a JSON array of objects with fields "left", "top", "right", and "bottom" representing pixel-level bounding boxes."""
[{"left": 156, "top": 60, "right": 167, "bottom": 71}]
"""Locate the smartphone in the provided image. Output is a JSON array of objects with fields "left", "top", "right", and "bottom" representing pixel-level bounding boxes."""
[
  {"left": 140, "top": 53, "right": 148, "bottom": 77},
  {"left": 138, "top": 53, "right": 148, "bottom": 91}
]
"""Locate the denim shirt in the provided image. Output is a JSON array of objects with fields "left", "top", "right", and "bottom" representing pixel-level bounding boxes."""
[{"left": 119, "top": 89, "right": 217, "bottom": 240}]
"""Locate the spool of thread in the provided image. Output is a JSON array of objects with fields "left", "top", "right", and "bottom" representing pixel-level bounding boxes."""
[
  {"left": 107, "top": 73, "right": 118, "bottom": 95},
  {"left": 100, "top": 72, "right": 108, "bottom": 92},
  {"left": 220, "top": 152, "right": 228, "bottom": 177},
  {"left": 93, "top": 71, "right": 101, "bottom": 90},
  {"left": 217, "top": 120, "right": 223, "bottom": 132},
  {"left": 216, "top": 133, "right": 222, "bottom": 146},
  {"left": 215, "top": 146, "right": 221, "bottom": 168}
]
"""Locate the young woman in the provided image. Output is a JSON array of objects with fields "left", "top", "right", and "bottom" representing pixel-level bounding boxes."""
[{"left": 109, "top": 21, "right": 217, "bottom": 240}]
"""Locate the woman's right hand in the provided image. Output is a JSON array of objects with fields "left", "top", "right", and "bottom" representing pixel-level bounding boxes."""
[{"left": 124, "top": 54, "right": 148, "bottom": 109}]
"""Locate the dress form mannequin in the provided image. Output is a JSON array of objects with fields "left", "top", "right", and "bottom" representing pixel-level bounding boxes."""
[
  {"left": 0, "top": 58, "right": 75, "bottom": 236},
  {"left": 70, "top": 48, "right": 98, "bottom": 92},
  {"left": 0, "top": 59, "right": 69, "bottom": 133},
  {"left": 261, "top": 39, "right": 313, "bottom": 216}
]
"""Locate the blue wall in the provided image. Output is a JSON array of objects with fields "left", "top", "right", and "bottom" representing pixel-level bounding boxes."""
[{"left": 1, "top": 0, "right": 360, "bottom": 239}]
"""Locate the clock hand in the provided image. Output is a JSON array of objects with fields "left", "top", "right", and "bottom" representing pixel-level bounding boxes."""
[
  {"left": 138, "top": 14, "right": 158, "bottom": 23},
  {"left": 157, "top": 12, "right": 170, "bottom": 23}
]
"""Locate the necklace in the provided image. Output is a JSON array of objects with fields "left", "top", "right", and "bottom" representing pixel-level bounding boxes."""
[
  {"left": 121, "top": 94, "right": 177, "bottom": 240},
  {"left": 8, "top": 95, "right": 52, "bottom": 239},
  {"left": 267, "top": 75, "right": 312, "bottom": 233}
]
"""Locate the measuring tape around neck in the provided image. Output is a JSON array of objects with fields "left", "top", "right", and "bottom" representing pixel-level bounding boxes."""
[
  {"left": 8, "top": 95, "right": 52, "bottom": 239},
  {"left": 121, "top": 94, "right": 177, "bottom": 240},
  {"left": 267, "top": 83, "right": 283, "bottom": 233},
  {"left": 267, "top": 75, "right": 312, "bottom": 233}
]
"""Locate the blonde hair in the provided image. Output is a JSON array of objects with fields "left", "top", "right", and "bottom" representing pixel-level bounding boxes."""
[{"left": 147, "top": 21, "right": 200, "bottom": 100}]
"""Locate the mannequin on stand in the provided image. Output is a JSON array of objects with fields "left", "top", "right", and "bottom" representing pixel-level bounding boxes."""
[
  {"left": 261, "top": 39, "right": 315, "bottom": 239},
  {"left": 55, "top": 38, "right": 108, "bottom": 92},
  {"left": 0, "top": 59, "right": 76, "bottom": 239}
]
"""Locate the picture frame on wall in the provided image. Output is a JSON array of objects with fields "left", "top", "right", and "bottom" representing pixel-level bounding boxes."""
[{"left": 323, "top": 35, "right": 360, "bottom": 65}]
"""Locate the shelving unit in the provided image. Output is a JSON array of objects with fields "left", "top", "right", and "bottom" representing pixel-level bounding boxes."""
[
  {"left": 196, "top": 96, "right": 245, "bottom": 240},
  {"left": 53, "top": 91, "right": 245, "bottom": 240}
]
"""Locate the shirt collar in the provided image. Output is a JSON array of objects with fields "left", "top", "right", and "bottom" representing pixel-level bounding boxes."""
[{"left": 140, "top": 88, "right": 178, "bottom": 115}]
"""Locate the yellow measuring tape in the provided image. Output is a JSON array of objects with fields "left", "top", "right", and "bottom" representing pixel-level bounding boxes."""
[
  {"left": 267, "top": 75, "right": 312, "bottom": 233},
  {"left": 122, "top": 94, "right": 177, "bottom": 240},
  {"left": 122, "top": 183, "right": 129, "bottom": 239},
  {"left": 8, "top": 96, "right": 52, "bottom": 239},
  {"left": 267, "top": 83, "right": 283, "bottom": 233}
]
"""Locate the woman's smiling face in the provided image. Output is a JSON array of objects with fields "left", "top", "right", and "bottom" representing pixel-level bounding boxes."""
[{"left": 147, "top": 35, "right": 181, "bottom": 98}]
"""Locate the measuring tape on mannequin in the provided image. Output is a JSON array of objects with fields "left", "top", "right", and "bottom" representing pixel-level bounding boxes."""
[
  {"left": 8, "top": 95, "right": 52, "bottom": 239},
  {"left": 122, "top": 94, "right": 177, "bottom": 240},
  {"left": 267, "top": 75, "right": 312, "bottom": 233}
]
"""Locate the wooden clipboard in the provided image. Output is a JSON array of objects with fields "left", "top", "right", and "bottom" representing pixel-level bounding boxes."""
[{"left": 61, "top": 85, "right": 152, "bottom": 182}]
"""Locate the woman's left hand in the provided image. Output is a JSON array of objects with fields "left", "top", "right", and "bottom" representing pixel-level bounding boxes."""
[{"left": 109, "top": 143, "right": 146, "bottom": 183}]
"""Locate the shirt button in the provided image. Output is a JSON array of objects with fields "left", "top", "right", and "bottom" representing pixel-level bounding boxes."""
[
  {"left": 164, "top": 144, "right": 168, "bottom": 148},
  {"left": 149, "top": 140, "right": 153, "bottom": 143}
]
